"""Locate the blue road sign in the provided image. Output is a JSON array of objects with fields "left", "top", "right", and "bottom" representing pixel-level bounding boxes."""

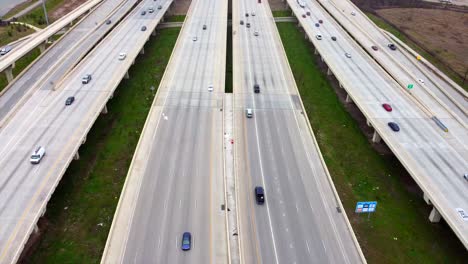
[{"left": 355, "top": 201, "right": 377, "bottom": 213}]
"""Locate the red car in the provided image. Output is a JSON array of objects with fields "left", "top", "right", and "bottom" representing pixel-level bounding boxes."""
[{"left": 382, "top": 103, "right": 392, "bottom": 112}]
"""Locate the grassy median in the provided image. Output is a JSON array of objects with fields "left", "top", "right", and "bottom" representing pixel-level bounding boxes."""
[
  {"left": 276, "top": 22, "right": 466, "bottom": 263},
  {"left": 27, "top": 27, "right": 180, "bottom": 263}
]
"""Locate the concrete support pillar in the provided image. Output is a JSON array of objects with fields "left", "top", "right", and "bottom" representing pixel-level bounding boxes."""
[
  {"left": 152, "top": 29, "right": 157, "bottom": 36},
  {"left": 4, "top": 66, "right": 14, "bottom": 83},
  {"left": 74, "top": 152, "right": 80, "bottom": 160},
  {"left": 423, "top": 193, "right": 432, "bottom": 205},
  {"left": 314, "top": 48, "right": 318, "bottom": 55},
  {"left": 327, "top": 67, "right": 332, "bottom": 76},
  {"left": 39, "top": 42, "right": 46, "bottom": 53},
  {"left": 366, "top": 119, "right": 372, "bottom": 127},
  {"left": 101, "top": 104, "right": 108, "bottom": 114},
  {"left": 109, "top": 92, "right": 114, "bottom": 99},
  {"left": 297, "top": 22, "right": 302, "bottom": 29},
  {"left": 339, "top": 83, "right": 344, "bottom": 89},
  {"left": 345, "top": 94, "right": 353, "bottom": 103},
  {"left": 304, "top": 33, "right": 308, "bottom": 40},
  {"left": 429, "top": 207, "right": 441, "bottom": 223},
  {"left": 82, "top": 136, "right": 87, "bottom": 145},
  {"left": 372, "top": 130, "right": 381, "bottom": 143},
  {"left": 34, "top": 224, "right": 39, "bottom": 233},
  {"left": 124, "top": 71, "right": 130, "bottom": 79},
  {"left": 132, "top": 60, "right": 135, "bottom": 65},
  {"left": 140, "top": 47, "right": 145, "bottom": 55},
  {"left": 321, "top": 56, "right": 324, "bottom": 62},
  {"left": 161, "top": 16, "right": 164, "bottom": 23}
]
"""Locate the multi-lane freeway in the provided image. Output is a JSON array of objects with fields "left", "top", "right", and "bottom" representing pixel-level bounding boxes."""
[
  {"left": 288, "top": 0, "right": 468, "bottom": 248},
  {"left": 232, "top": 0, "right": 364, "bottom": 263},
  {"left": 0, "top": 0, "right": 172, "bottom": 262},
  {"left": 102, "top": 0, "right": 228, "bottom": 263},
  {"left": 0, "top": 0, "right": 140, "bottom": 124}
]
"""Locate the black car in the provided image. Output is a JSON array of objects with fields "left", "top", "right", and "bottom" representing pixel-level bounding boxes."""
[
  {"left": 388, "top": 122, "right": 400, "bottom": 132},
  {"left": 240, "top": 20, "right": 244, "bottom": 25},
  {"left": 388, "top": 43, "right": 397, "bottom": 50},
  {"left": 254, "top": 84, "right": 260, "bottom": 93},
  {"left": 255, "top": 186, "right": 265, "bottom": 204},
  {"left": 65, "top": 96, "right": 75, "bottom": 105},
  {"left": 141, "top": 10, "right": 146, "bottom": 15},
  {"left": 331, "top": 36, "right": 337, "bottom": 41},
  {"left": 141, "top": 26, "right": 147, "bottom": 31},
  {"left": 245, "top": 13, "right": 249, "bottom": 17},
  {"left": 106, "top": 19, "right": 111, "bottom": 25},
  {"left": 203, "top": 24, "right": 207, "bottom": 30},
  {"left": 181, "top": 232, "right": 191, "bottom": 251},
  {"left": 246, "top": 23, "right": 250, "bottom": 28}
]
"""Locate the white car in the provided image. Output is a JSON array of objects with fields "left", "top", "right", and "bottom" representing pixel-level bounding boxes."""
[
  {"left": 418, "top": 79, "right": 425, "bottom": 84},
  {"left": 315, "top": 34, "right": 322, "bottom": 40},
  {"left": 345, "top": 52, "right": 352, "bottom": 58},
  {"left": 148, "top": 7, "right": 154, "bottom": 13},
  {"left": 351, "top": 11, "right": 356, "bottom": 16},
  {"left": 208, "top": 85, "right": 214, "bottom": 92},
  {"left": 254, "top": 31, "right": 259, "bottom": 36},
  {"left": 193, "top": 36, "right": 197, "bottom": 41},
  {"left": 118, "top": 53, "right": 127, "bottom": 60},
  {"left": 251, "top": 12, "right": 255, "bottom": 16},
  {"left": 30, "top": 146, "right": 46, "bottom": 164},
  {"left": 297, "top": 0, "right": 306, "bottom": 8}
]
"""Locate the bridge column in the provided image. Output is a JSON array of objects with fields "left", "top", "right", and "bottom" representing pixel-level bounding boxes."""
[
  {"left": 372, "top": 131, "right": 381, "bottom": 143},
  {"left": 314, "top": 48, "right": 318, "bottom": 55},
  {"left": 345, "top": 94, "right": 353, "bottom": 103},
  {"left": 339, "top": 83, "right": 344, "bottom": 89},
  {"left": 82, "top": 136, "right": 87, "bottom": 145},
  {"left": 423, "top": 192, "right": 432, "bottom": 205},
  {"left": 4, "top": 65, "right": 14, "bottom": 83},
  {"left": 101, "top": 104, "right": 108, "bottom": 114},
  {"left": 304, "top": 33, "right": 308, "bottom": 40},
  {"left": 124, "top": 71, "right": 130, "bottom": 79},
  {"left": 140, "top": 47, "right": 145, "bottom": 55},
  {"left": 429, "top": 207, "right": 441, "bottom": 223},
  {"left": 74, "top": 152, "right": 80, "bottom": 160},
  {"left": 152, "top": 29, "right": 157, "bottom": 36},
  {"left": 327, "top": 67, "right": 332, "bottom": 76},
  {"left": 366, "top": 119, "right": 372, "bottom": 127},
  {"left": 39, "top": 42, "right": 46, "bottom": 53}
]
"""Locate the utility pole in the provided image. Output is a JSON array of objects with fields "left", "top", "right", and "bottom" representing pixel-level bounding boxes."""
[{"left": 42, "top": 0, "right": 49, "bottom": 26}]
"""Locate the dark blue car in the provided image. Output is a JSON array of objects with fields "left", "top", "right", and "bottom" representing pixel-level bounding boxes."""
[
  {"left": 181, "top": 232, "right": 191, "bottom": 251},
  {"left": 388, "top": 122, "right": 400, "bottom": 132}
]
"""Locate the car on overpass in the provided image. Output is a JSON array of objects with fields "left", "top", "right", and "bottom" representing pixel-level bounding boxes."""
[
  {"left": 65, "top": 96, "right": 75, "bottom": 105},
  {"left": 82, "top": 74, "right": 92, "bottom": 84},
  {"left": 254, "top": 84, "right": 260, "bottom": 93},
  {"left": 30, "top": 146, "right": 46, "bottom": 164},
  {"left": 388, "top": 122, "right": 400, "bottom": 132},
  {"left": 382, "top": 103, "right": 392, "bottom": 112},
  {"left": 388, "top": 43, "right": 397, "bottom": 50},
  {"left": 246, "top": 108, "right": 253, "bottom": 118},
  {"left": 0, "top": 45, "right": 12, "bottom": 55}
]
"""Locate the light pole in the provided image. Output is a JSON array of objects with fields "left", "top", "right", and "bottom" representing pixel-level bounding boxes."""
[{"left": 41, "top": 0, "right": 49, "bottom": 26}]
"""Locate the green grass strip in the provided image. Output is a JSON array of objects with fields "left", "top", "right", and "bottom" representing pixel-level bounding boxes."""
[
  {"left": 28, "top": 27, "right": 180, "bottom": 263},
  {"left": 276, "top": 22, "right": 466, "bottom": 264}
]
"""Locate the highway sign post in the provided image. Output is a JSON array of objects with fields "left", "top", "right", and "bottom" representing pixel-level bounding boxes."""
[{"left": 355, "top": 201, "right": 377, "bottom": 219}]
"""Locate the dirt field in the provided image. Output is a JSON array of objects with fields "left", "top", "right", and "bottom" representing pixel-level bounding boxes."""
[
  {"left": 376, "top": 8, "right": 468, "bottom": 78},
  {"left": 50, "top": 0, "right": 87, "bottom": 21}
]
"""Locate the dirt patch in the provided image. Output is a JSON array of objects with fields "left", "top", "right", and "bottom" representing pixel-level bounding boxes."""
[
  {"left": 269, "top": 0, "right": 288, "bottom": 11},
  {"left": 49, "top": 0, "right": 87, "bottom": 21},
  {"left": 376, "top": 8, "right": 468, "bottom": 78},
  {"left": 167, "top": 0, "right": 191, "bottom": 15}
]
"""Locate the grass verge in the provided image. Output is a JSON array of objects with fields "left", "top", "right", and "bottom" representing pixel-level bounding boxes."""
[
  {"left": 0, "top": 48, "right": 41, "bottom": 93},
  {"left": 165, "top": 15, "right": 186, "bottom": 22},
  {"left": 276, "top": 22, "right": 466, "bottom": 263},
  {"left": 27, "top": 27, "right": 180, "bottom": 263},
  {"left": 272, "top": 10, "right": 290, "bottom": 17},
  {"left": 0, "top": 24, "right": 35, "bottom": 46},
  {"left": 18, "top": 0, "right": 73, "bottom": 27},
  {"left": 365, "top": 12, "right": 467, "bottom": 91},
  {"left": 2, "top": 0, "right": 35, "bottom": 19}
]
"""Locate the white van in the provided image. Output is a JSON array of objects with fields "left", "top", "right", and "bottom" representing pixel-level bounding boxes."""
[
  {"left": 297, "top": 0, "right": 306, "bottom": 8},
  {"left": 246, "top": 108, "right": 253, "bottom": 118},
  {"left": 30, "top": 146, "right": 46, "bottom": 164}
]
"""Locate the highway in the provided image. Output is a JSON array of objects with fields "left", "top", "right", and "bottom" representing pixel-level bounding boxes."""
[
  {"left": 288, "top": 0, "right": 468, "bottom": 248},
  {"left": 318, "top": 0, "right": 468, "bottom": 124},
  {"left": 0, "top": 0, "right": 139, "bottom": 125},
  {"left": 101, "top": 0, "right": 228, "bottom": 263},
  {"left": 0, "top": 0, "right": 104, "bottom": 74},
  {"left": 0, "top": 0, "right": 172, "bottom": 262},
  {"left": 232, "top": 0, "right": 364, "bottom": 263}
]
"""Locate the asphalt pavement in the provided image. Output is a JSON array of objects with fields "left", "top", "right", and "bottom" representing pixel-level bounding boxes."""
[{"left": 232, "top": 0, "right": 364, "bottom": 263}]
